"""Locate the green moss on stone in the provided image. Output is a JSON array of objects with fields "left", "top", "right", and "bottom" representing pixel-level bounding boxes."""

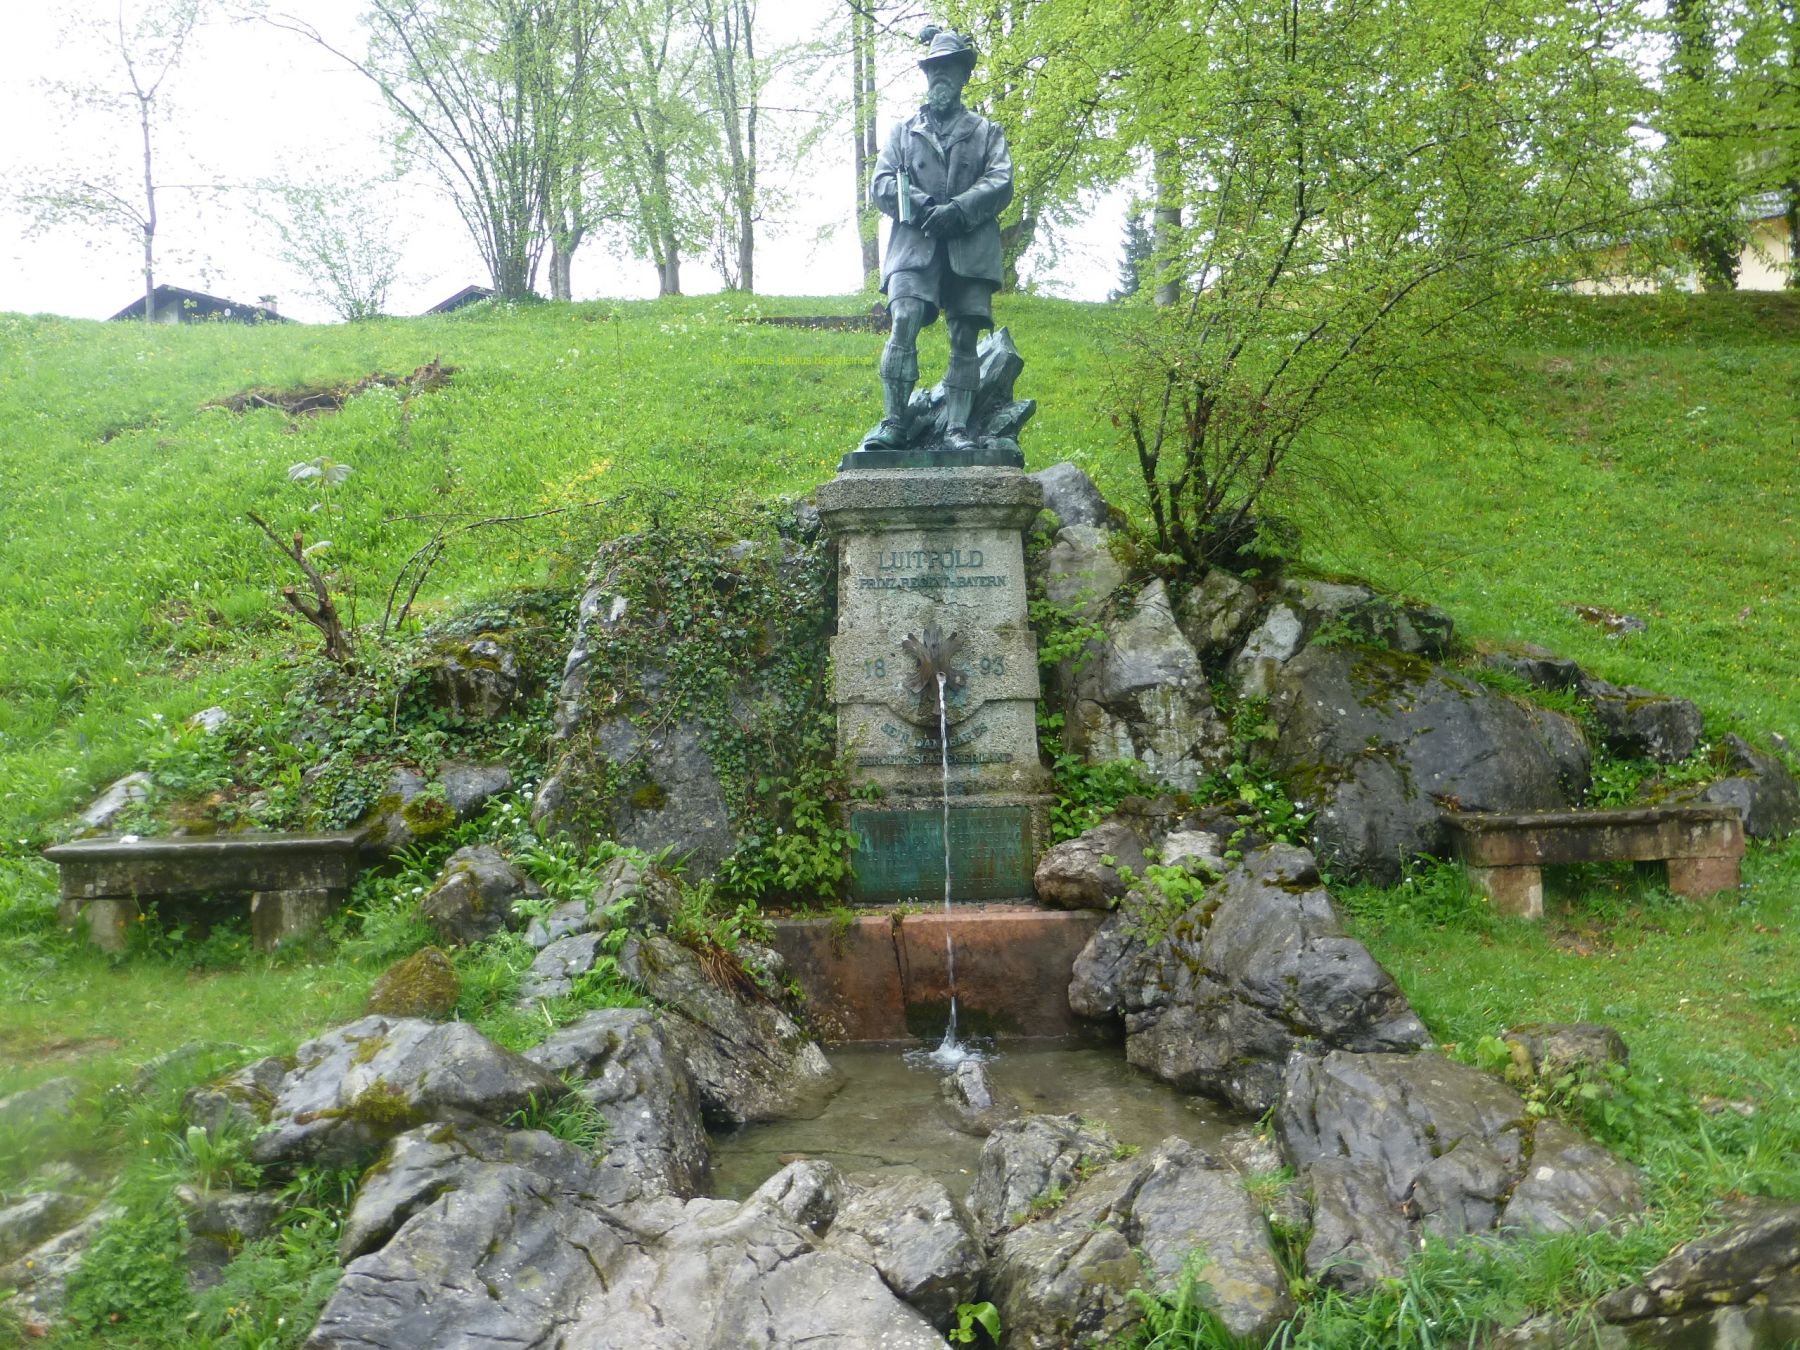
[
  {"left": 401, "top": 790, "right": 455, "bottom": 838},
  {"left": 630, "top": 780, "right": 669, "bottom": 811},
  {"left": 365, "top": 947, "right": 461, "bottom": 1019},
  {"left": 346, "top": 1080, "right": 422, "bottom": 1130}
]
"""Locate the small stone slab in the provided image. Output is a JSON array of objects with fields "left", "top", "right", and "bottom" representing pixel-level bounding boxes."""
[
  {"left": 45, "top": 830, "right": 367, "bottom": 952},
  {"left": 1441, "top": 806, "right": 1743, "bottom": 918}
]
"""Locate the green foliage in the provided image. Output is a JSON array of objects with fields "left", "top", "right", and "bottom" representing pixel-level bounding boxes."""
[
  {"left": 59, "top": 1198, "right": 192, "bottom": 1339},
  {"left": 1585, "top": 743, "right": 1719, "bottom": 810},
  {"left": 1335, "top": 859, "right": 1491, "bottom": 930},
  {"left": 718, "top": 714, "right": 860, "bottom": 904},
  {"left": 1042, "top": 711, "right": 1158, "bottom": 843},
  {"left": 187, "top": 1206, "right": 344, "bottom": 1350},
  {"left": 1118, "top": 862, "right": 1215, "bottom": 945},
  {"left": 1030, "top": 597, "right": 1107, "bottom": 672},
  {"left": 171, "top": 1122, "right": 262, "bottom": 1192},
  {"left": 949, "top": 1300, "right": 1002, "bottom": 1346},
  {"left": 1120, "top": 1252, "right": 1252, "bottom": 1350},
  {"left": 508, "top": 1079, "right": 611, "bottom": 1152}
]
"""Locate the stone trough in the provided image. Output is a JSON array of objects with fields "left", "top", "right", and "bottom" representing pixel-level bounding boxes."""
[{"left": 769, "top": 905, "right": 1103, "bottom": 1043}]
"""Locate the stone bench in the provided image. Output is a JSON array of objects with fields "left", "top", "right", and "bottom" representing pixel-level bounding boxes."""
[
  {"left": 45, "top": 831, "right": 368, "bottom": 953},
  {"left": 1440, "top": 805, "right": 1744, "bottom": 919}
]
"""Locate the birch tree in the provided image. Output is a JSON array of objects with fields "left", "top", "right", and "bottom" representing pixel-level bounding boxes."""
[{"left": 24, "top": 0, "right": 213, "bottom": 323}]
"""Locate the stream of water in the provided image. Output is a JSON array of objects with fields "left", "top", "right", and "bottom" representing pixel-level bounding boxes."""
[{"left": 927, "top": 671, "right": 969, "bottom": 1066}]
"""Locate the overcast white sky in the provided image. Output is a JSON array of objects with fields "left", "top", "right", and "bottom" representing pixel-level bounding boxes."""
[{"left": 0, "top": 0, "right": 1124, "bottom": 323}]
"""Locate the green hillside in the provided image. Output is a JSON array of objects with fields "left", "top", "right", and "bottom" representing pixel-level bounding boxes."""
[{"left": 1, "top": 292, "right": 1794, "bottom": 847}]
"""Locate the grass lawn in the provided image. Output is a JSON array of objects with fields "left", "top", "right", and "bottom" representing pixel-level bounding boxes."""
[{"left": 0, "top": 290, "right": 1796, "bottom": 1346}]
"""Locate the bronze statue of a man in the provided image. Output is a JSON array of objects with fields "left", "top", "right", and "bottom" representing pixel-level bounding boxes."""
[{"left": 864, "top": 28, "right": 1013, "bottom": 453}]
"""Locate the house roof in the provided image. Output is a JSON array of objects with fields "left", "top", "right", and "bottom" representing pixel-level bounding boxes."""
[
  {"left": 423, "top": 285, "right": 495, "bottom": 314},
  {"left": 108, "top": 284, "right": 287, "bottom": 323}
]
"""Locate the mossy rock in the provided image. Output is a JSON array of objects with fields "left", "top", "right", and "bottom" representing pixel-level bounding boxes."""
[{"left": 365, "top": 947, "right": 461, "bottom": 1020}]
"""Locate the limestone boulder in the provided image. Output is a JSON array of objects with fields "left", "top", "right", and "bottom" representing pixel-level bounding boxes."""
[
  {"left": 426, "top": 632, "right": 521, "bottom": 721},
  {"left": 0, "top": 1201, "right": 122, "bottom": 1331},
  {"left": 1503, "top": 1022, "right": 1630, "bottom": 1081},
  {"left": 1177, "top": 567, "right": 1260, "bottom": 660},
  {"left": 0, "top": 1076, "right": 79, "bottom": 1134},
  {"left": 524, "top": 1007, "right": 709, "bottom": 1197},
  {"left": 183, "top": 1055, "right": 288, "bottom": 1141},
  {"left": 748, "top": 1158, "right": 843, "bottom": 1236},
  {"left": 336, "top": 1122, "right": 637, "bottom": 1262},
  {"left": 828, "top": 1172, "right": 985, "bottom": 1329},
  {"left": 617, "top": 933, "right": 841, "bottom": 1124},
  {"left": 437, "top": 761, "right": 511, "bottom": 819},
  {"left": 1041, "top": 523, "right": 1127, "bottom": 622},
  {"left": 313, "top": 1126, "right": 641, "bottom": 1350},
  {"left": 524, "top": 855, "right": 682, "bottom": 948},
  {"left": 516, "top": 930, "right": 606, "bottom": 1003},
  {"left": 1500, "top": 1120, "right": 1647, "bottom": 1235},
  {"left": 1696, "top": 734, "right": 1800, "bottom": 839},
  {"left": 357, "top": 768, "right": 451, "bottom": 856},
  {"left": 1279, "top": 1050, "right": 1643, "bottom": 1290},
  {"left": 1229, "top": 603, "right": 1306, "bottom": 698},
  {"left": 1062, "top": 580, "right": 1230, "bottom": 790},
  {"left": 420, "top": 844, "right": 541, "bottom": 947},
  {"left": 596, "top": 719, "right": 738, "bottom": 873},
  {"left": 1303, "top": 1157, "right": 1416, "bottom": 1293},
  {"left": 311, "top": 1137, "right": 948, "bottom": 1349},
  {"left": 251, "top": 1016, "right": 566, "bottom": 1171},
  {"left": 1282, "top": 578, "right": 1455, "bottom": 658},
  {"left": 1579, "top": 675, "right": 1705, "bottom": 764},
  {"left": 178, "top": 1184, "right": 285, "bottom": 1288},
  {"left": 1072, "top": 845, "right": 1429, "bottom": 1114},
  {"left": 1597, "top": 1199, "right": 1800, "bottom": 1346},
  {"left": 939, "top": 1058, "right": 1021, "bottom": 1137},
  {"left": 1482, "top": 643, "right": 1585, "bottom": 693},
  {"left": 76, "top": 771, "right": 151, "bottom": 832},
  {"left": 1268, "top": 644, "right": 1588, "bottom": 884},
  {"left": 968, "top": 1113, "right": 1121, "bottom": 1241},
  {"left": 0, "top": 1192, "right": 88, "bottom": 1266},
  {"left": 532, "top": 534, "right": 832, "bottom": 880},
  {"left": 986, "top": 1137, "right": 1292, "bottom": 1349},
  {"left": 577, "top": 1191, "right": 948, "bottom": 1350},
  {"left": 1030, "top": 462, "right": 1118, "bottom": 530},
  {"left": 1032, "top": 820, "right": 1146, "bottom": 910}
]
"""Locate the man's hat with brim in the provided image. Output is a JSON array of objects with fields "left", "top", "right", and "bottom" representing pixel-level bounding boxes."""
[{"left": 918, "top": 26, "right": 977, "bottom": 75}]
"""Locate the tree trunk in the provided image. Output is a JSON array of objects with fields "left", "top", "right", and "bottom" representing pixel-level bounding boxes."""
[
  {"left": 1786, "top": 181, "right": 1799, "bottom": 289},
  {"left": 1152, "top": 143, "right": 1182, "bottom": 306},
  {"left": 660, "top": 233, "right": 682, "bottom": 295},
  {"left": 139, "top": 96, "right": 156, "bottom": 323},
  {"left": 999, "top": 206, "right": 1037, "bottom": 291},
  {"left": 549, "top": 243, "right": 574, "bottom": 301},
  {"left": 1671, "top": 0, "right": 1741, "bottom": 291},
  {"left": 852, "top": 3, "right": 879, "bottom": 287}
]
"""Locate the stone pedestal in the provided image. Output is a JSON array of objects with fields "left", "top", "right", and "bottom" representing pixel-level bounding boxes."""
[{"left": 817, "top": 467, "right": 1051, "bottom": 903}]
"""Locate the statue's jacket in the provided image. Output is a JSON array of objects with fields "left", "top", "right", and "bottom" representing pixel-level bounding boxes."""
[{"left": 872, "top": 107, "right": 1013, "bottom": 291}]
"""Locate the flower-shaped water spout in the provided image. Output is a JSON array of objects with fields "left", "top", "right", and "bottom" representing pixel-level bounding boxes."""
[{"left": 900, "top": 624, "right": 966, "bottom": 716}]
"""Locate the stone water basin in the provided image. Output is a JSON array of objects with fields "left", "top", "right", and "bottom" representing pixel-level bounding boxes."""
[{"left": 709, "top": 1044, "right": 1245, "bottom": 1200}]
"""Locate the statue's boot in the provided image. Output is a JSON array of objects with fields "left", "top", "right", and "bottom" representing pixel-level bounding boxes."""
[
  {"left": 943, "top": 366, "right": 979, "bottom": 452},
  {"left": 863, "top": 343, "right": 919, "bottom": 449}
]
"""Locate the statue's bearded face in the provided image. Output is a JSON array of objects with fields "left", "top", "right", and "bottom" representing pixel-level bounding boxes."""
[{"left": 925, "top": 66, "right": 967, "bottom": 114}]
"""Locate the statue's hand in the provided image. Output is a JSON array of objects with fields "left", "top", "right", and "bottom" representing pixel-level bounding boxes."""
[{"left": 920, "top": 203, "right": 963, "bottom": 238}]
